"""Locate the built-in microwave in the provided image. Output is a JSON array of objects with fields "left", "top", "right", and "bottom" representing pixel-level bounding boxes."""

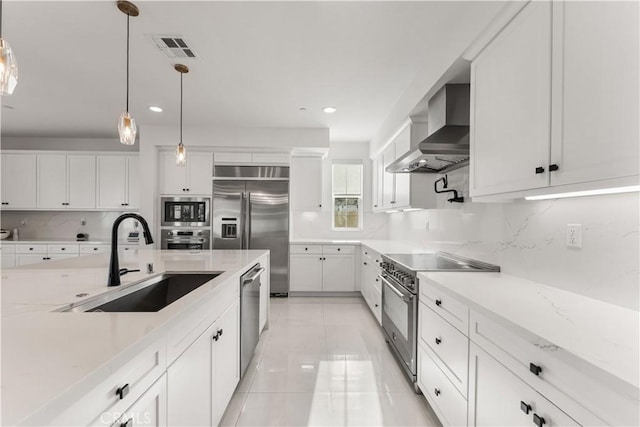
[{"left": 161, "top": 197, "right": 210, "bottom": 227}]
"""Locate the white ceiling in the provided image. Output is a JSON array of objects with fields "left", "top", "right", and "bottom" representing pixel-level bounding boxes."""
[{"left": 1, "top": 1, "right": 503, "bottom": 143}]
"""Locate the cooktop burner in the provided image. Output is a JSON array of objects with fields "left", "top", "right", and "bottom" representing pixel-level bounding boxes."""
[{"left": 382, "top": 252, "right": 500, "bottom": 273}]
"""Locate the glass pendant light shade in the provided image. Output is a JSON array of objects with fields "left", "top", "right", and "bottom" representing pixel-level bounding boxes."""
[
  {"left": 176, "top": 142, "right": 186, "bottom": 166},
  {"left": 0, "top": 37, "right": 18, "bottom": 95},
  {"left": 118, "top": 111, "right": 137, "bottom": 145}
]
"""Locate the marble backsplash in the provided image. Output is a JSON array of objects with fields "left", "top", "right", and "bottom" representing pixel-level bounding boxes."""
[
  {"left": 291, "top": 212, "right": 389, "bottom": 241},
  {"left": 388, "top": 168, "right": 640, "bottom": 310},
  {"left": 0, "top": 211, "right": 137, "bottom": 241}
]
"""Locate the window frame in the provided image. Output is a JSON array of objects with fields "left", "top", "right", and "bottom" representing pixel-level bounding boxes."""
[{"left": 331, "top": 162, "right": 363, "bottom": 231}]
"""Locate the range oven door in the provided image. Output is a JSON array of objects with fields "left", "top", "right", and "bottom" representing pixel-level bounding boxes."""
[{"left": 380, "top": 273, "right": 417, "bottom": 379}]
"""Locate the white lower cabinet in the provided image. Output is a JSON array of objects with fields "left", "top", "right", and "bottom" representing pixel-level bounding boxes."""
[
  {"left": 167, "top": 299, "right": 240, "bottom": 426},
  {"left": 469, "top": 342, "right": 578, "bottom": 427},
  {"left": 360, "top": 246, "right": 382, "bottom": 323},
  {"left": 290, "top": 244, "right": 355, "bottom": 292},
  {"left": 112, "top": 374, "right": 167, "bottom": 427}
]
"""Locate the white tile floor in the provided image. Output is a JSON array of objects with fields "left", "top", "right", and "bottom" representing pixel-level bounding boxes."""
[{"left": 220, "top": 296, "right": 441, "bottom": 427}]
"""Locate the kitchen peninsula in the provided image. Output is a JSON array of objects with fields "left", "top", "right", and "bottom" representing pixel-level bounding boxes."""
[{"left": 1, "top": 249, "right": 270, "bottom": 426}]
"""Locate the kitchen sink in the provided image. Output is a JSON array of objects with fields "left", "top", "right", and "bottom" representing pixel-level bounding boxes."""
[{"left": 61, "top": 272, "right": 221, "bottom": 313}]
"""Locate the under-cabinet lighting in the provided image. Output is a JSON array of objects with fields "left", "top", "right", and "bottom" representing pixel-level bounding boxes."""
[
  {"left": 524, "top": 185, "right": 640, "bottom": 201},
  {"left": 386, "top": 210, "right": 399, "bottom": 213},
  {"left": 148, "top": 106, "right": 163, "bottom": 112},
  {"left": 403, "top": 208, "right": 422, "bottom": 212}
]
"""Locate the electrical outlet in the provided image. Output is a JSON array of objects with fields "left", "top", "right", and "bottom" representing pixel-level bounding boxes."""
[
  {"left": 80, "top": 218, "right": 86, "bottom": 226},
  {"left": 20, "top": 218, "right": 26, "bottom": 226},
  {"left": 566, "top": 224, "right": 582, "bottom": 248}
]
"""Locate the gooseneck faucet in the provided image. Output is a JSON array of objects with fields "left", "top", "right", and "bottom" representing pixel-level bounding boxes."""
[{"left": 108, "top": 213, "right": 154, "bottom": 286}]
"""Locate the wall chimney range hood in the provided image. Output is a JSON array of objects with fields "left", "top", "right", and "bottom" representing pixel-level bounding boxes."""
[{"left": 387, "top": 84, "right": 470, "bottom": 174}]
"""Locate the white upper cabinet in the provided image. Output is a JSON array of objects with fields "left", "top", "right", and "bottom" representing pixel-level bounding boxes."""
[
  {"left": 291, "top": 156, "right": 322, "bottom": 211},
  {"left": 1, "top": 153, "right": 37, "bottom": 209},
  {"left": 214, "top": 151, "right": 290, "bottom": 166},
  {"left": 550, "top": 1, "right": 639, "bottom": 186},
  {"left": 38, "top": 153, "right": 96, "bottom": 209},
  {"left": 374, "top": 122, "right": 437, "bottom": 212},
  {"left": 160, "top": 151, "right": 212, "bottom": 195},
  {"left": 471, "top": 1, "right": 639, "bottom": 199},
  {"left": 96, "top": 155, "right": 138, "bottom": 209},
  {"left": 332, "top": 164, "right": 362, "bottom": 195},
  {"left": 470, "top": 1, "right": 552, "bottom": 197}
]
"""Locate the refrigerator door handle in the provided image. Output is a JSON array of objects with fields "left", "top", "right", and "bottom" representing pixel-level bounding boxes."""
[
  {"left": 240, "top": 192, "right": 247, "bottom": 249},
  {"left": 246, "top": 192, "right": 252, "bottom": 249}
]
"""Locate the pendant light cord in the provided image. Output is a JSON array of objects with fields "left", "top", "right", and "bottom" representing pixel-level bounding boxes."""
[
  {"left": 180, "top": 71, "right": 183, "bottom": 143},
  {"left": 1, "top": 0, "right": 4, "bottom": 38},
  {"left": 125, "top": 13, "right": 130, "bottom": 113}
]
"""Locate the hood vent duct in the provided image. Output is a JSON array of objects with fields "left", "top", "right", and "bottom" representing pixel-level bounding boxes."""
[{"left": 386, "top": 84, "right": 470, "bottom": 174}]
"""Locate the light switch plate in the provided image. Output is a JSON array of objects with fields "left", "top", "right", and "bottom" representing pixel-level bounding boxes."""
[{"left": 566, "top": 224, "right": 582, "bottom": 248}]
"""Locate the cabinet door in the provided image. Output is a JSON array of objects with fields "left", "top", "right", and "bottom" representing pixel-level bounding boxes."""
[
  {"left": 291, "top": 157, "right": 322, "bottom": 211},
  {"left": 393, "top": 126, "right": 411, "bottom": 208},
  {"left": 127, "top": 156, "right": 140, "bottom": 209},
  {"left": 1, "top": 153, "right": 37, "bottom": 208},
  {"left": 167, "top": 323, "right": 212, "bottom": 426},
  {"left": 290, "top": 254, "right": 323, "bottom": 291},
  {"left": 212, "top": 300, "right": 240, "bottom": 426},
  {"left": 371, "top": 157, "right": 379, "bottom": 210},
  {"left": 186, "top": 152, "right": 213, "bottom": 194},
  {"left": 469, "top": 343, "right": 579, "bottom": 427},
  {"left": 16, "top": 254, "right": 49, "bottom": 266},
  {"left": 381, "top": 144, "right": 396, "bottom": 209},
  {"left": 97, "top": 156, "right": 127, "bottom": 209},
  {"left": 111, "top": 374, "right": 167, "bottom": 427},
  {"left": 1, "top": 254, "right": 16, "bottom": 268},
  {"left": 470, "top": 1, "right": 552, "bottom": 196},
  {"left": 37, "top": 154, "right": 67, "bottom": 208},
  {"left": 160, "top": 151, "right": 187, "bottom": 195},
  {"left": 322, "top": 255, "right": 355, "bottom": 292},
  {"left": 550, "top": 1, "right": 639, "bottom": 186},
  {"left": 67, "top": 155, "right": 96, "bottom": 209}
]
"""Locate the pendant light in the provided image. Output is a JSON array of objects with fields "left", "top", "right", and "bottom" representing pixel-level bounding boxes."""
[
  {"left": 117, "top": 1, "right": 139, "bottom": 145},
  {"left": 0, "top": 0, "right": 18, "bottom": 95},
  {"left": 175, "top": 64, "right": 189, "bottom": 166}
]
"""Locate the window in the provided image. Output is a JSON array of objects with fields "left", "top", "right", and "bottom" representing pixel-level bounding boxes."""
[{"left": 332, "top": 163, "right": 363, "bottom": 230}]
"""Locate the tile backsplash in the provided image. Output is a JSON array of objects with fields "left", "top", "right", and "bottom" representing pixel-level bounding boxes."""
[
  {"left": 0, "top": 211, "right": 137, "bottom": 241},
  {"left": 389, "top": 169, "right": 640, "bottom": 310}
]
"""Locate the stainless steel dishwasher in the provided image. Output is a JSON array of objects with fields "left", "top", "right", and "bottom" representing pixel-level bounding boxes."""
[{"left": 240, "top": 263, "right": 264, "bottom": 377}]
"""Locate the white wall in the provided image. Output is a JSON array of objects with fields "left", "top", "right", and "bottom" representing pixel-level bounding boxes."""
[
  {"left": 291, "top": 141, "right": 389, "bottom": 240},
  {"left": 388, "top": 167, "right": 640, "bottom": 310}
]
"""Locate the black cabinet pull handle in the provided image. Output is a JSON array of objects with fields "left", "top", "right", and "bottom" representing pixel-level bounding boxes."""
[
  {"left": 535, "top": 167, "right": 545, "bottom": 174},
  {"left": 533, "top": 414, "right": 545, "bottom": 427},
  {"left": 61, "top": 248, "right": 65, "bottom": 251},
  {"left": 435, "top": 299, "right": 442, "bottom": 306},
  {"left": 549, "top": 164, "right": 559, "bottom": 172},
  {"left": 435, "top": 337, "right": 441, "bottom": 345},
  {"left": 213, "top": 332, "right": 219, "bottom": 341},
  {"left": 364, "top": 262, "right": 367, "bottom": 265},
  {"left": 375, "top": 304, "right": 378, "bottom": 307},
  {"left": 520, "top": 401, "right": 531, "bottom": 414},
  {"left": 337, "top": 248, "right": 341, "bottom": 251},
  {"left": 434, "top": 388, "right": 441, "bottom": 396},
  {"left": 116, "top": 383, "right": 130, "bottom": 400},
  {"left": 375, "top": 278, "right": 379, "bottom": 282},
  {"left": 305, "top": 247, "right": 308, "bottom": 251},
  {"left": 120, "top": 418, "right": 133, "bottom": 427},
  {"left": 529, "top": 363, "right": 542, "bottom": 376},
  {"left": 94, "top": 248, "right": 98, "bottom": 251},
  {"left": 318, "top": 204, "right": 322, "bottom": 207}
]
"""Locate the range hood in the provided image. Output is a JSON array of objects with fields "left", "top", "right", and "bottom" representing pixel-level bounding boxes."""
[{"left": 387, "top": 84, "right": 470, "bottom": 174}]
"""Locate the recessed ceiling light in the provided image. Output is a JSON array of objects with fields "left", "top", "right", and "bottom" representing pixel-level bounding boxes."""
[
  {"left": 323, "top": 106, "right": 337, "bottom": 114},
  {"left": 148, "top": 106, "right": 163, "bottom": 112}
]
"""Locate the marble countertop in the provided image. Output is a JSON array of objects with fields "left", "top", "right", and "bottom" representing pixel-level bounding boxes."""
[
  {"left": 1, "top": 238, "right": 137, "bottom": 245},
  {"left": 418, "top": 271, "right": 640, "bottom": 391},
  {"left": 290, "top": 238, "right": 362, "bottom": 245},
  {"left": 1, "top": 249, "right": 268, "bottom": 426},
  {"left": 289, "top": 238, "right": 433, "bottom": 255}
]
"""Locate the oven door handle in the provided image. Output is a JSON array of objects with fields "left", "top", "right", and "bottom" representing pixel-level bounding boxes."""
[{"left": 379, "top": 274, "right": 414, "bottom": 302}]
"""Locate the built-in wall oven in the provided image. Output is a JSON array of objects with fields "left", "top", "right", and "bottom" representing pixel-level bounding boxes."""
[
  {"left": 380, "top": 252, "right": 500, "bottom": 393},
  {"left": 160, "top": 229, "right": 210, "bottom": 250},
  {"left": 161, "top": 197, "right": 210, "bottom": 227}
]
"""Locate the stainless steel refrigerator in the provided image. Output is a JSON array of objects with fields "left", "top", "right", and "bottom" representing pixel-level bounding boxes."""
[{"left": 212, "top": 166, "right": 289, "bottom": 295}]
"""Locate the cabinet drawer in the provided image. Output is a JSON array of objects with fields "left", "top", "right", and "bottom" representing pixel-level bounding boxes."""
[
  {"left": 418, "top": 343, "right": 467, "bottom": 427},
  {"left": 419, "top": 301, "right": 469, "bottom": 397},
  {"left": 470, "top": 310, "right": 633, "bottom": 426},
  {"left": 1, "top": 245, "right": 16, "bottom": 254},
  {"left": 290, "top": 244, "right": 322, "bottom": 254},
  {"left": 49, "top": 338, "right": 166, "bottom": 426},
  {"left": 322, "top": 245, "right": 355, "bottom": 254},
  {"left": 16, "top": 254, "right": 50, "bottom": 266},
  {"left": 15, "top": 244, "right": 47, "bottom": 254},
  {"left": 81, "top": 244, "right": 110, "bottom": 254},
  {"left": 419, "top": 277, "right": 469, "bottom": 334},
  {"left": 48, "top": 244, "right": 80, "bottom": 254},
  {"left": 470, "top": 342, "right": 579, "bottom": 427}
]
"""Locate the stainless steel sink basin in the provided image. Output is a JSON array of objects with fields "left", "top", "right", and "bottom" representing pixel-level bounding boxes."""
[{"left": 61, "top": 272, "right": 221, "bottom": 313}]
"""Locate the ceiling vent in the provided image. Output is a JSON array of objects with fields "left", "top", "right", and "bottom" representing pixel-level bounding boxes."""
[{"left": 152, "top": 35, "right": 197, "bottom": 59}]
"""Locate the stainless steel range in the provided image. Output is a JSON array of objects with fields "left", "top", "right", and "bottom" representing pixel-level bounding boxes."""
[{"left": 379, "top": 252, "right": 500, "bottom": 392}]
